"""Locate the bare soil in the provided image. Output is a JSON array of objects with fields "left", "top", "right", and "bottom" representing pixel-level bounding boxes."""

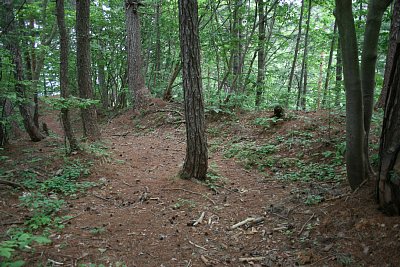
[{"left": 1, "top": 102, "right": 399, "bottom": 267}]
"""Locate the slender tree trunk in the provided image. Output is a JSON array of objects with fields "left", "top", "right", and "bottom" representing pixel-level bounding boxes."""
[
  {"left": 298, "top": 0, "right": 311, "bottom": 110},
  {"left": 76, "top": 0, "right": 101, "bottom": 141},
  {"left": 317, "top": 53, "right": 324, "bottom": 109},
  {"left": 286, "top": 0, "right": 305, "bottom": 107},
  {"left": 153, "top": 0, "right": 162, "bottom": 89},
  {"left": 3, "top": 0, "right": 44, "bottom": 142},
  {"left": 178, "top": 0, "right": 208, "bottom": 180},
  {"left": 335, "top": 38, "right": 343, "bottom": 106},
  {"left": 56, "top": 0, "right": 79, "bottom": 151},
  {"left": 322, "top": 21, "right": 337, "bottom": 108},
  {"left": 361, "top": 0, "right": 393, "bottom": 178},
  {"left": 255, "top": 0, "right": 265, "bottom": 107},
  {"left": 335, "top": 0, "right": 365, "bottom": 189},
  {"left": 163, "top": 61, "right": 181, "bottom": 101},
  {"left": 377, "top": 26, "right": 400, "bottom": 215},
  {"left": 376, "top": 0, "right": 400, "bottom": 109},
  {"left": 126, "top": 0, "right": 151, "bottom": 112}
]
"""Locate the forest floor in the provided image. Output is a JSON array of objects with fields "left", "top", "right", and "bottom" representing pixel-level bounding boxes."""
[{"left": 1, "top": 100, "right": 400, "bottom": 267}]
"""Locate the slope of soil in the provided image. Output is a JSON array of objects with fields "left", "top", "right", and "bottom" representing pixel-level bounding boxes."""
[{"left": 1, "top": 104, "right": 399, "bottom": 267}]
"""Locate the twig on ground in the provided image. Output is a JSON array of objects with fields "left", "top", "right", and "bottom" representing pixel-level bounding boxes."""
[
  {"left": 239, "top": 256, "right": 266, "bottom": 262},
  {"left": 0, "top": 210, "right": 16, "bottom": 217},
  {"left": 162, "top": 188, "right": 215, "bottom": 205},
  {"left": 60, "top": 213, "right": 82, "bottom": 224},
  {"left": 122, "top": 180, "right": 135, "bottom": 187},
  {"left": 112, "top": 131, "right": 130, "bottom": 137},
  {"left": 47, "top": 259, "right": 64, "bottom": 265},
  {"left": 193, "top": 211, "right": 205, "bottom": 226},
  {"left": 230, "top": 217, "right": 264, "bottom": 230},
  {"left": 200, "top": 255, "right": 212, "bottom": 266},
  {"left": 0, "top": 221, "right": 24, "bottom": 226},
  {"left": 188, "top": 240, "right": 207, "bottom": 250},
  {"left": 92, "top": 193, "right": 111, "bottom": 202},
  {"left": 298, "top": 213, "right": 315, "bottom": 236}
]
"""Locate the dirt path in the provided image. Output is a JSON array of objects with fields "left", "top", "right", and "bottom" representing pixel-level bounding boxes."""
[{"left": 3, "top": 107, "right": 400, "bottom": 267}]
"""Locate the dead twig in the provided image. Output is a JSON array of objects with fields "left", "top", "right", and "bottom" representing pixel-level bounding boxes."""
[
  {"left": 230, "top": 217, "right": 264, "bottom": 230},
  {"left": 298, "top": 213, "right": 315, "bottom": 236},
  {"left": 162, "top": 188, "right": 215, "bottom": 205},
  {"left": 112, "top": 131, "right": 130, "bottom": 137},
  {"left": 200, "top": 255, "right": 212, "bottom": 266},
  {"left": 92, "top": 193, "right": 111, "bottom": 202},
  {"left": 122, "top": 180, "right": 135, "bottom": 187},
  {"left": 239, "top": 256, "right": 266, "bottom": 262},
  {"left": 188, "top": 240, "right": 207, "bottom": 250},
  {"left": 193, "top": 211, "right": 205, "bottom": 226}
]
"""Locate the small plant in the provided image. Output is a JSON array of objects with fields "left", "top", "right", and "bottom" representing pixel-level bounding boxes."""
[
  {"left": 336, "top": 253, "right": 354, "bottom": 266},
  {"left": 253, "top": 117, "right": 283, "bottom": 129},
  {"left": 304, "top": 194, "right": 323, "bottom": 205},
  {"left": 89, "top": 227, "right": 106, "bottom": 235},
  {"left": 172, "top": 198, "right": 196, "bottom": 210}
]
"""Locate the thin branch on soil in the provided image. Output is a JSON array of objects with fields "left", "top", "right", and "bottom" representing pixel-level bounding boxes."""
[
  {"left": 185, "top": 259, "right": 192, "bottom": 267},
  {"left": 230, "top": 217, "right": 264, "bottom": 230},
  {"left": 0, "top": 210, "right": 16, "bottom": 217},
  {"left": 271, "top": 212, "right": 289, "bottom": 220},
  {"left": 47, "top": 259, "right": 64, "bottom": 265},
  {"left": 325, "top": 193, "right": 350, "bottom": 201},
  {"left": 188, "top": 240, "right": 207, "bottom": 250},
  {"left": 0, "top": 221, "right": 24, "bottom": 226},
  {"left": 239, "top": 256, "right": 266, "bottom": 262},
  {"left": 162, "top": 188, "right": 216, "bottom": 205},
  {"left": 193, "top": 211, "right": 205, "bottom": 226},
  {"left": 122, "top": 180, "right": 135, "bottom": 187},
  {"left": 0, "top": 179, "right": 28, "bottom": 191},
  {"left": 155, "top": 109, "right": 184, "bottom": 117},
  {"left": 298, "top": 213, "right": 315, "bottom": 236},
  {"left": 60, "top": 212, "right": 82, "bottom": 224},
  {"left": 112, "top": 132, "right": 130, "bottom": 137},
  {"left": 200, "top": 255, "right": 212, "bottom": 266},
  {"left": 92, "top": 193, "right": 111, "bottom": 202}
]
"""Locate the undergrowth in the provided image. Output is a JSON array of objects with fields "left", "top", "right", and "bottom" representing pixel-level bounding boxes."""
[{"left": 0, "top": 159, "right": 96, "bottom": 266}]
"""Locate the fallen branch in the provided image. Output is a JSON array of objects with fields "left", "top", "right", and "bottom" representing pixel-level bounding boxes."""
[
  {"left": 112, "top": 131, "right": 130, "bottom": 137},
  {"left": 200, "top": 255, "right": 212, "bottom": 266},
  {"left": 239, "top": 256, "right": 266, "bottom": 262},
  {"left": 298, "top": 213, "right": 315, "bottom": 236},
  {"left": 92, "top": 193, "right": 111, "bottom": 202},
  {"left": 230, "top": 217, "right": 265, "bottom": 230},
  {"left": 162, "top": 188, "right": 215, "bottom": 205},
  {"left": 188, "top": 240, "right": 207, "bottom": 250}
]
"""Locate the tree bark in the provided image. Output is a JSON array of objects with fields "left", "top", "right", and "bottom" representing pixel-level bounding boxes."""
[
  {"left": 334, "top": 37, "right": 343, "bottom": 106},
  {"left": 322, "top": 21, "right": 337, "bottom": 108},
  {"left": 255, "top": 0, "right": 265, "bottom": 107},
  {"left": 335, "top": 0, "right": 365, "bottom": 189},
  {"left": 56, "top": 0, "right": 79, "bottom": 151},
  {"left": 286, "top": 0, "right": 305, "bottom": 107},
  {"left": 377, "top": 26, "right": 400, "bottom": 215},
  {"left": 3, "top": 0, "right": 44, "bottom": 142},
  {"left": 76, "top": 0, "right": 101, "bottom": 141},
  {"left": 126, "top": 0, "right": 151, "bottom": 112},
  {"left": 376, "top": 0, "right": 399, "bottom": 109},
  {"left": 178, "top": 0, "right": 208, "bottom": 180},
  {"left": 361, "top": 0, "right": 393, "bottom": 178}
]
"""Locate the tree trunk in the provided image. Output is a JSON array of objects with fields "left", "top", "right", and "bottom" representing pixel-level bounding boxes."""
[
  {"left": 255, "top": 0, "right": 265, "bottom": 107},
  {"left": 298, "top": 0, "right": 311, "bottom": 110},
  {"left": 56, "top": 0, "right": 79, "bottom": 151},
  {"left": 3, "top": 0, "right": 44, "bottom": 142},
  {"left": 361, "top": 0, "right": 393, "bottom": 178},
  {"left": 376, "top": 0, "right": 400, "bottom": 109},
  {"left": 126, "top": 0, "right": 151, "bottom": 112},
  {"left": 322, "top": 21, "right": 337, "bottom": 108},
  {"left": 76, "top": 0, "right": 101, "bottom": 141},
  {"left": 334, "top": 37, "right": 343, "bottom": 106},
  {"left": 377, "top": 28, "right": 400, "bottom": 215},
  {"left": 178, "top": 0, "right": 208, "bottom": 180},
  {"left": 335, "top": 0, "right": 365, "bottom": 189},
  {"left": 153, "top": 0, "right": 162, "bottom": 89},
  {"left": 163, "top": 61, "right": 181, "bottom": 102},
  {"left": 286, "top": 0, "right": 305, "bottom": 107}
]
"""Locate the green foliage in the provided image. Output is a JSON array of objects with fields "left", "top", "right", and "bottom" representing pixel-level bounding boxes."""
[
  {"left": 172, "top": 198, "right": 196, "bottom": 210},
  {"left": 252, "top": 117, "right": 283, "bottom": 129},
  {"left": 279, "top": 161, "right": 341, "bottom": 182},
  {"left": 42, "top": 96, "right": 100, "bottom": 110},
  {"left": 304, "top": 194, "right": 323, "bottom": 205}
]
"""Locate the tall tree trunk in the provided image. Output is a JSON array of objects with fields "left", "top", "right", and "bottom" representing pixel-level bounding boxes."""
[
  {"left": 255, "top": 0, "right": 265, "bottom": 107},
  {"left": 76, "top": 0, "right": 101, "bottom": 141},
  {"left": 335, "top": 0, "right": 365, "bottom": 189},
  {"left": 286, "top": 0, "right": 305, "bottom": 107},
  {"left": 56, "top": 0, "right": 79, "bottom": 151},
  {"left": 178, "top": 0, "right": 208, "bottom": 180},
  {"left": 3, "top": 0, "right": 44, "bottom": 142},
  {"left": 376, "top": 0, "right": 400, "bottom": 109},
  {"left": 317, "top": 53, "right": 324, "bottom": 109},
  {"left": 361, "top": 0, "right": 393, "bottom": 178},
  {"left": 377, "top": 25, "right": 400, "bottom": 215},
  {"left": 334, "top": 38, "right": 343, "bottom": 106},
  {"left": 163, "top": 61, "right": 181, "bottom": 101},
  {"left": 298, "top": 0, "right": 311, "bottom": 110},
  {"left": 322, "top": 21, "right": 337, "bottom": 108},
  {"left": 153, "top": 0, "right": 162, "bottom": 89},
  {"left": 126, "top": 0, "right": 151, "bottom": 112}
]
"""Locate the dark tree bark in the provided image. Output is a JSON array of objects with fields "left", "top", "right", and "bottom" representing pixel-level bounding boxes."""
[
  {"left": 361, "top": 0, "right": 393, "bottom": 178},
  {"left": 255, "top": 0, "right": 265, "bottom": 107},
  {"left": 334, "top": 37, "right": 343, "bottom": 106},
  {"left": 3, "top": 0, "right": 44, "bottom": 142},
  {"left": 76, "top": 0, "right": 101, "bottom": 141},
  {"left": 163, "top": 61, "right": 181, "bottom": 102},
  {"left": 56, "top": 0, "right": 79, "bottom": 151},
  {"left": 178, "top": 0, "right": 208, "bottom": 180},
  {"left": 125, "top": 0, "right": 151, "bottom": 112},
  {"left": 377, "top": 25, "right": 400, "bottom": 215},
  {"left": 152, "top": 0, "right": 162, "bottom": 89},
  {"left": 322, "top": 21, "right": 337, "bottom": 108},
  {"left": 286, "top": 0, "right": 305, "bottom": 107},
  {"left": 376, "top": 0, "right": 400, "bottom": 109},
  {"left": 335, "top": 0, "right": 366, "bottom": 189}
]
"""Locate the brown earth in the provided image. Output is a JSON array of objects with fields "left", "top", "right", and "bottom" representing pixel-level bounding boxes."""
[{"left": 1, "top": 102, "right": 399, "bottom": 267}]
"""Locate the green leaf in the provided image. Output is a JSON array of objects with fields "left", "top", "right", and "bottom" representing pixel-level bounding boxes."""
[{"left": 0, "top": 246, "right": 14, "bottom": 258}]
